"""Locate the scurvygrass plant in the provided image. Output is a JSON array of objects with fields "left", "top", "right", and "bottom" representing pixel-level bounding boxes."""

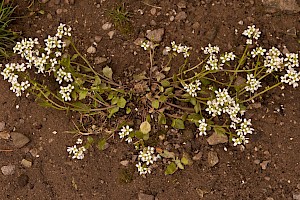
[{"left": 1, "top": 24, "right": 299, "bottom": 176}]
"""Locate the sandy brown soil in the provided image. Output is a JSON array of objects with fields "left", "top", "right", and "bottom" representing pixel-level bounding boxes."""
[{"left": 0, "top": 0, "right": 300, "bottom": 199}]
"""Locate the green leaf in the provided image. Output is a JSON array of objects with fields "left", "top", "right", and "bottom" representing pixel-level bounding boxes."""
[
  {"left": 158, "top": 112, "right": 166, "bottom": 125},
  {"left": 213, "top": 127, "right": 226, "bottom": 135},
  {"left": 78, "top": 90, "right": 88, "bottom": 100},
  {"left": 164, "top": 87, "right": 174, "bottom": 95},
  {"left": 71, "top": 54, "right": 79, "bottom": 61},
  {"left": 152, "top": 100, "right": 160, "bottom": 109},
  {"left": 161, "top": 80, "right": 170, "bottom": 87},
  {"left": 103, "top": 66, "right": 113, "bottom": 80},
  {"left": 135, "top": 131, "right": 144, "bottom": 139},
  {"left": 171, "top": 119, "right": 185, "bottom": 129},
  {"left": 93, "top": 76, "right": 101, "bottom": 86},
  {"left": 194, "top": 103, "right": 200, "bottom": 113},
  {"left": 190, "top": 97, "right": 197, "bottom": 106},
  {"left": 87, "top": 136, "right": 94, "bottom": 144},
  {"left": 60, "top": 56, "right": 71, "bottom": 68},
  {"left": 143, "top": 133, "right": 149, "bottom": 140},
  {"left": 111, "top": 96, "right": 119, "bottom": 105},
  {"left": 165, "top": 162, "right": 177, "bottom": 175},
  {"left": 108, "top": 106, "right": 119, "bottom": 118},
  {"left": 200, "top": 78, "right": 211, "bottom": 86},
  {"left": 181, "top": 157, "right": 189, "bottom": 165},
  {"left": 126, "top": 107, "right": 131, "bottom": 114},
  {"left": 159, "top": 95, "right": 167, "bottom": 102},
  {"left": 97, "top": 138, "right": 107, "bottom": 151},
  {"left": 117, "top": 97, "right": 127, "bottom": 108},
  {"left": 187, "top": 113, "right": 202, "bottom": 123},
  {"left": 175, "top": 159, "right": 184, "bottom": 170},
  {"left": 140, "top": 121, "right": 151, "bottom": 134},
  {"left": 160, "top": 150, "right": 175, "bottom": 159}
]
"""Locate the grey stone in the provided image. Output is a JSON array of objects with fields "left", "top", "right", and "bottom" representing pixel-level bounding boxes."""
[
  {"left": 120, "top": 160, "right": 129, "bottom": 167},
  {"left": 10, "top": 132, "right": 30, "bottom": 148},
  {"left": 21, "top": 159, "right": 32, "bottom": 168},
  {"left": 108, "top": 31, "right": 115, "bottom": 39},
  {"left": 150, "top": 8, "right": 156, "bottom": 15},
  {"left": 102, "top": 22, "right": 112, "bottom": 30},
  {"left": 87, "top": 46, "right": 96, "bottom": 54},
  {"left": 146, "top": 28, "right": 165, "bottom": 42},
  {"left": 0, "top": 131, "right": 10, "bottom": 140},
  {"left": 65, "top": 0, "right": 75, "bottom": 4},
  {"left": 94, "top": 57, "right": 107, "bottom": 65},
  {"left": 260, "top": 160, "right": 271, "bottom": 170},
  {"left": 138, "top": 193, "right": 155, "bottom": 200},
  {"left": 94, "top": 35, "right": 102, "bottom": 42},
  {"left": 175, "top": 11, "right": 187, "bottom": 21},
  {"left": 56, "top": 8, "right": 63, "bottom": 15},
  {"left": 1, "top": 165, "right": 15, "bottom": 175},
  {"left": 293, "top": 193, "right": 300, "bottom": 200},
  {"left": 207, "top": 151, "right": 219, "bottom": 167},
  {"left": 204, "top": 26, "right": 218, "bottom": 42},
  {"left": 262, "top": 0, "right": 300, "bottom": 13},
  {"left": 192, "top": 152, "right": 203, "bottom": 161},
  {"left": 177, "top": 1, "right": 187, "bottom": 9},
  {"left": 207, "top": 132, "right": 228, "bottom": 145}
]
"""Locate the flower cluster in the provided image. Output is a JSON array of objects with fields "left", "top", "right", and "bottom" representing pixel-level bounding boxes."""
[
  {"left": 183, "top": 80, "right": 201, "bottom": 97},
  {"left": 0, "top": 63, "right": 31, "bottom": 96},
  {"left": 67, "top": 138, "right": 86, "bottom": 160},
  {"left": 245, "top": 74, "right": 262, "bottom": 93},
  {"left": 164, "top": 41, "right": 191, "bottom": 58},
  {"left": 264, "top": 47, "right": 283, "bottom": 73},
  {"left": 202, "top": 44, "right": 221, "bottom": 71},
  {"left": 251, "top": 47, "right": 266, "bottom": 58},
  {"left": 118, "top": 125, "right": 134, "bottom": 143},
  {"left": 59, "top": 84, "right": 74, "bottom": 101},
  {"left": 136, "top": 146, "right": 159, "bottom": 175},
  {"left": 1, "top": 23, "right": 74, "bottom": 99},
  {"left": 220, "top": 52, "right": 236, "bottom": 64},
  {"left": 242, "top": 25, "right": 261, "bottom": 44},
  {"left": 231, "top": 119, "right": 253, "bottom": 146},
  {"left": 198, "top": 119, "right": 208, "bottom": 136},
  {"left": 281, "top": 67, "right": 300, "bottom": 88},
  {"left": 205, "top": 88, "right": 253, "bottom": 145}
]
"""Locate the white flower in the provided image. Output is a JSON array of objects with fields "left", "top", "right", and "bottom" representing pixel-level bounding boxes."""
[
  {"left": 242, "top": 25, "right": 261, "bottom": 41},
  {"left": 284, "top": 53, "right": 299, "bottom": 68},
  {"left": 141, "top": 41, "right": 150, "bottom": 50},
  {"left": 136, "top": 162, "right": 151, "bottom": 175},
  {"left": 205, "top": 54, "right": 220, "bottom": 71},
  {"left": 76, "top": 138, "right": 83, "bottom": 144},
  {"left": 183, "top": 80, "right": 201, "bottom": 97},
  {"left": 202, "top": 44, "right": 220, "bottom": 55},
  {"left": 59, "top": 84, "right": 74, "bottom": 101},
  {"left": 56, "top": 68, "right": 73, "bottom": 84},
  {"left": 281, "top": 67, "right": 300, "bottom": 88},
  {"left": 245, "top": 74, "right": 262, "bottom": 93},
  {"left": 125, "top": 136, "right": 133, "bottom": 143},
  {"left": 138, "top": 146, "right": 157, "bottom": 166},
  {"left": 220, "top": 52, "right": 236, "bottom": 64},
  {"left": 118, "top": 125, "right": 133, "bottom": 139},
  {"left": 251, "top": 47, "right": 266, "bottom": 58},
  {"left": 198, "top": 119, "right": 208, "bottom": 136}
]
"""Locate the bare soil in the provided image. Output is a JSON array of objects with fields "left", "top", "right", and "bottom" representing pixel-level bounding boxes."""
[{"left": 0, "top": 0, "right": 300, "bottom": 199}]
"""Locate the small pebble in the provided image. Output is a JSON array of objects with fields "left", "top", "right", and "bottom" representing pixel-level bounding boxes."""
[
  {"left": 87, "top": 46, "right": 96, "bottom": 54},
  {"left": 1, "top": 165, "right": 15, "bottom": 175}
]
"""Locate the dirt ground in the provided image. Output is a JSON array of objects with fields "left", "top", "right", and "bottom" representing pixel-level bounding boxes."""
[{"left": 0, "top": 0, "right": 300, "bottom": 199}]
